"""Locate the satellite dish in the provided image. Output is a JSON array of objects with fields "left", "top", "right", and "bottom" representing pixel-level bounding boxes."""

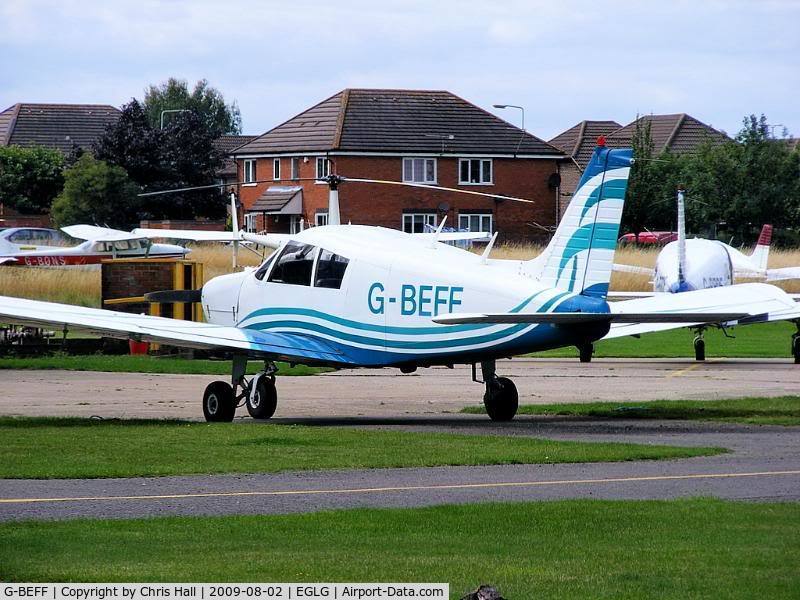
[
  {"left": 437, "top": 202, "right": 449, "bottom": 213},
  {"left": 548, "top": 173, "right": 561, "bottom": 190}
]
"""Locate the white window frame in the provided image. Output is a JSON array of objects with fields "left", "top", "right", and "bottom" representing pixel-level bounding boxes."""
[
  {"left": 402, "top": 213, "right": 438, "bottom": 233},
  {"left": 291, "top": 157, "right": 300, "bottom": 180},
  {"left": 315, "top": 212, "right": 329, "bottom": 227},
  {"left": 244, "top": 213, "right": 258, "bottom": 233},
  {"left": 243, "top": 159, "right": 257, "bottom": 185},
  {"left": 458, "top": 212, "right": 493, "bottom": 233},
  {"left": 458, "top": 158, "right": 493, "bottom": 185},
  {"left": 402, "top": 157, "right": 437, "bottom": 184},
  {"left": 289, "top": 215, "right": 304, "bottom": 234},
  {"left": 273, "top": 158, "right": 281, "bottom": 181},
  {"left": 316, "top": 157, "right": 330, "bottom": 180}
]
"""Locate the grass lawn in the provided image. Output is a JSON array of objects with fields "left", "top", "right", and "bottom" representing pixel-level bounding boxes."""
[
  {"left": 534, "top": 320, "right": 796, "bottom": 358},
  {"left": 1, "top": 499, "right": 798, "bottom": 598},
  {"left": 0, "top": 355, "right": 327, "bottom": 376},
  {"left": 463, "top": 396, "right": 800, "bottom": 426},
  {"left": 0, "top": 417, "right": 721, "bottom": 479}
]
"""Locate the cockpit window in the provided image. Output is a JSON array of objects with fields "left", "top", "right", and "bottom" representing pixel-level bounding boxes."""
[
  {"left": 253, "top": 249, "right": 278, "bottom": 281},
  {"left": 314, "top": 249, "right": 349, "bottom": 289},
  {"left": 267, "top": 241, "right": 317, "bottom": 286}
]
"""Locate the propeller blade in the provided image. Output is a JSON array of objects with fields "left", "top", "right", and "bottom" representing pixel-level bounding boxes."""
[{"left": 143, "top": 289, "right": 203, "bottom": 303}]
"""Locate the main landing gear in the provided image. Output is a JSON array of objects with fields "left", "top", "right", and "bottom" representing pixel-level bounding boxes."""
[
  {"left": 692, "top": 327, "right": 706, "bottom": 362},
  {"left": 202, "top": 356, "right": 279, "bottom": 422},
  {"left": 792, "top": 322, "right": 800, "bottom": 365},
  {"left": 474, "top": 360, "right": 518, "bottom": 421},
  {"left": 578, "top": 343, "right": 594, "bottom": 363}
]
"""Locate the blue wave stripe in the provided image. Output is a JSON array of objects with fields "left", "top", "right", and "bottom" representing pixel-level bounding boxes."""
[
  {"left": 238, "top": 289, "right": 551, "bottom": 335},
  {"left": 243, "top": 291, "right": 572, "bottom": 351}
]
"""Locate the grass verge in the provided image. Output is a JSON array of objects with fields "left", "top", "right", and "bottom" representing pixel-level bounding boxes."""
[
  {"left": 533, "top": 320, "right": 796, "bottom": 358},
  {"left": 0, "top": 355, "right": 328, "bottom": 376},
  {"left": 462, "top": 396, "right": 800, "bottom": 426},
  {"left": 1, "top": 499, "right": 798, "bottom": 598},
  {"left": 0, "top": 417, "right": 721, "bottom": 479}
]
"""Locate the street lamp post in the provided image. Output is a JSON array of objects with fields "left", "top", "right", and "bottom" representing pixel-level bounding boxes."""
[
  {"left": 160, "top": 109, "right": 191, "bottom": 129},
  {"left": 493, "top": 104, "right": 525, "bottom": 154}
]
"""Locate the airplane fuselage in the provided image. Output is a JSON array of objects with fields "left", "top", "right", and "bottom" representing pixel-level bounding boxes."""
[{"left": 202, "top": 225, "right": 610, "bottom": 368}]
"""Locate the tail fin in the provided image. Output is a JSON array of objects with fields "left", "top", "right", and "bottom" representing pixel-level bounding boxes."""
[
  {"left": 525, "top": 144, "right": 633, "bottom": 297},
  {"left": 750, "top": 224, "right": 772, "bottom": 271}
]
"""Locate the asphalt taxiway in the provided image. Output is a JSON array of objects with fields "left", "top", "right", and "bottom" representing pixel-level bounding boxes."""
[{"left": 1, "top": 357, "right": 798, "bottom": 521}]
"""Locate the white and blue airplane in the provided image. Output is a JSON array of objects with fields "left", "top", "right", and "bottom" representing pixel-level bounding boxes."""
[
  {"left": 612, "top": 189, "right": 800, "bottom": 360},
  {"left": 2, "top": 143, "right": 799, "bottom": 421}
]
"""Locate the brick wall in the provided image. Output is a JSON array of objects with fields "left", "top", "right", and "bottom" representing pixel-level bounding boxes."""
[
  {"left": 237, "top": 155, "right": 561, "bottom": 243},
  {"left": 101, "top": 261, "right": 180, "bottom": 315},
  {"left": 557, "top": 162, "right": 582, "bottom": 219}
]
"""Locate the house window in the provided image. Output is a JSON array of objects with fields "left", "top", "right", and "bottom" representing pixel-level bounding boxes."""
[
  {"left": 291, "top": 157, "right": 300, "bottom": 180},
  {"left": 402, "top": 158, "right": 436, "bottom": 183},
  {"left": 459, "top": 158, "right": 493, "bottom": 184},
  {"left": 273, "top": 158, "right": 281, "bottom": 181},
  {"left": 316, "top": 157, "right": 330, "bottom": 179},
  {"left": 244, "top": 213, "right": 258, "bottom": 233},
  {"left": 458, "top": 212, "right": 493, "bottom": 233},
  {"left": 402, "top": 213, "right": 437, "bottom": 233},
  {"left": 243, "top": 159, "right": 257, "bottom": 184},
  {"left": 315, "top": 211, "right": 329, "bottom": 227},
  {"left": 289, "top": 216, "right": 304, "bottom": 234}
]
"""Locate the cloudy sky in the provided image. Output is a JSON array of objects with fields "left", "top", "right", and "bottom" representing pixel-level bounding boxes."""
[{"left": 1, "top": 0, "right": 798, "bottom": 141}]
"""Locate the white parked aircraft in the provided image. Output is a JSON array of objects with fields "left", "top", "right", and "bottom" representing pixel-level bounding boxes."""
[
  {"left": 1, "top": 144, "right": 798, "bottom": 421},
  {"left": 612, "top": 190, "right": 800, "bottom": 359},
  {"left": 0, "top": 224, "right": 187, "bottom": 266}
]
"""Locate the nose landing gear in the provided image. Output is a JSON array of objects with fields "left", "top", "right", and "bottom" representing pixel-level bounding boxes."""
[
  {"left": 475, "top": 360, "right": 518, "bottom": 421},
  {"left": 692, "top": 327, "right": 706, "bottom": 361},
  {"left": 202, "top": 356, "right": 279, "bottom": 422},
  {"left": 792, "top": 323, "right": 800, "bottom": 364}
]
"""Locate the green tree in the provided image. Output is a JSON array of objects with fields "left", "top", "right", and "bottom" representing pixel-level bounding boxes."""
[
  {"left": 143, "top": 77, "right": 242, "bottom": 136},
  {"left": 51, "top": 154, "right": 141, "bottom": 228},
  {"left": 94, "top": 100, "right": 225, "bottom": 221},
  {"left": 0, "top": 145, "right": 64, "bottom": 214}
]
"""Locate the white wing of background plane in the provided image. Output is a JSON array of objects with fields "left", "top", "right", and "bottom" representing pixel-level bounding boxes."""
[
  {"left": 0, "top": 296, "right": 344, "bottom": 364},
  {"left": 413, "top": 231, "right": 492, "bottom": 242},
  {"left": 766, "top": 266, "right": 800, "bottom": 282},
  {"left": 61, "top": 225, "right": 148, "bottom": 242},
  {"left": 132, "top": 228, "right": 242, "bottom": 242}
]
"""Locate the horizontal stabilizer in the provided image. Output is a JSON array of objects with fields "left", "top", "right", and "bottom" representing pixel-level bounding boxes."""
[
  {"left": 766, "top": 267, "right": 800, "bottom": 281},
  {"left": 432, "top": 312, "right": 745, "bottom": 325},
  {"left": 413, "top": 231, "right": 492, "bottom": 242},
  {"left": 612, "top": 263, "right": 654, "bottom": 276}
]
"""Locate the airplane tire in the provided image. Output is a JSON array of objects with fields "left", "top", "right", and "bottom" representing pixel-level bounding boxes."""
[
  {"left": 792, "top": 334, "right": 800, "bottom": 365},
  {"left": 694, "top": 337, "right": 706, "bottom": 362},
  {"left": 247, "top": 376, "right": 278, "bottom": 419},
  {"left": 203, "top": 381, "right": 236, "bottom": 422},
  {"left": 579, "top": 344, "right": 593, "bottom": 363},
  {"left": 484, "top": 377, "right": 518, "bottom": 422}
]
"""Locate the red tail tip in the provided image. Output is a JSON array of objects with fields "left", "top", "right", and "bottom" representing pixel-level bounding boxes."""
[
  {"left": 596, "top": 135, "right": 606, "bottom": 147},
  {"left": 758, "top": 224, "right": 773, "bottom": 246}
]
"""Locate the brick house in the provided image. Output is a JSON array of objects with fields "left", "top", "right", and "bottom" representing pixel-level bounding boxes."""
[
  {"left": 550, "top": 114, "right": 729, "bottom": 218},
  {"left": 231, "top": 89, "right": 565, "bottom": 242}
]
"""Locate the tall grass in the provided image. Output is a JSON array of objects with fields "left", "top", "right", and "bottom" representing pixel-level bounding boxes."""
[{"left": 1, "top": 242, "right": 798, "bottom": 307}]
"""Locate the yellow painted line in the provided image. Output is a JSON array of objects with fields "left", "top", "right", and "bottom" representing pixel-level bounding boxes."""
[
  {"left": 666, "top": 363, "right": 702, "bottom": 378},
  {"left": 2, "top": 470, "right": 799, "bottom": 505}
]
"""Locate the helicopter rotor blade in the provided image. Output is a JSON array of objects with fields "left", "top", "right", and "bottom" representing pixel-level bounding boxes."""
[{"left": 340, "top": 177, "right": 535, "bottom": 204}]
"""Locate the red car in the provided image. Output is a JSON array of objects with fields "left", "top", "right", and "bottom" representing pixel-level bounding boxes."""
[{"left": 618, "top": 231, "right": 678, "bottom": 245}]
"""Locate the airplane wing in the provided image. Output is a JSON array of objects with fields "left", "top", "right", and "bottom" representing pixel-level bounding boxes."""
[
  {"left": 132, "top": 228, "right": 241, "bottom": 242},
  {"left": 604, "top": 282, "right": 800, "bottom": 338},
  {"left": 0, "top": 295, "right": 345, "bottom": 365},
  {"left": 612, "top": 263, "right": 654, "bottom": 276},
  {"left": 606, "top": 291, "right": 659, "bottom": 299},
  {"left": 413, "top": 231, "right": 492, "bottom": 242},
  {"left": 433, "top": 312, "right": 745, "bottom": 325},
  {"left": 61, "top": 225, "right": 147, "bottom": 242},
  {"left": 766, "top": 267, "right": 800, "bottom": 281}
]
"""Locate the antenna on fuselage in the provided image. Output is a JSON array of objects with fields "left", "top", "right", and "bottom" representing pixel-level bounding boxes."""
[{"left": 481, "top": 232, "right": 499, "bottom": 264}]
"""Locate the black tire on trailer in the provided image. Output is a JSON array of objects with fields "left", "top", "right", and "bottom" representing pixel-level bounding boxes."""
[
  {"left": 246, "top": 376, "right": 278, "bottom": 420},
  {"left": 203, "top": 381, "right": 236, "bottom": 422},
  {"left": 483, "top": 377, "right": 519, "bottom": 422}
]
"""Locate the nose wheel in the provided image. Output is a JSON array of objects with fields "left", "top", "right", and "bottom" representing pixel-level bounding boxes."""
[
  {"left": 692, "top": 327, "right": 706, "bottom": 361},
  {"left": 477, "top": 360, "right": 518, "bottom": 421},
  {"left": 202, "top": 357, "right": 280, "bottom": 422}
]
